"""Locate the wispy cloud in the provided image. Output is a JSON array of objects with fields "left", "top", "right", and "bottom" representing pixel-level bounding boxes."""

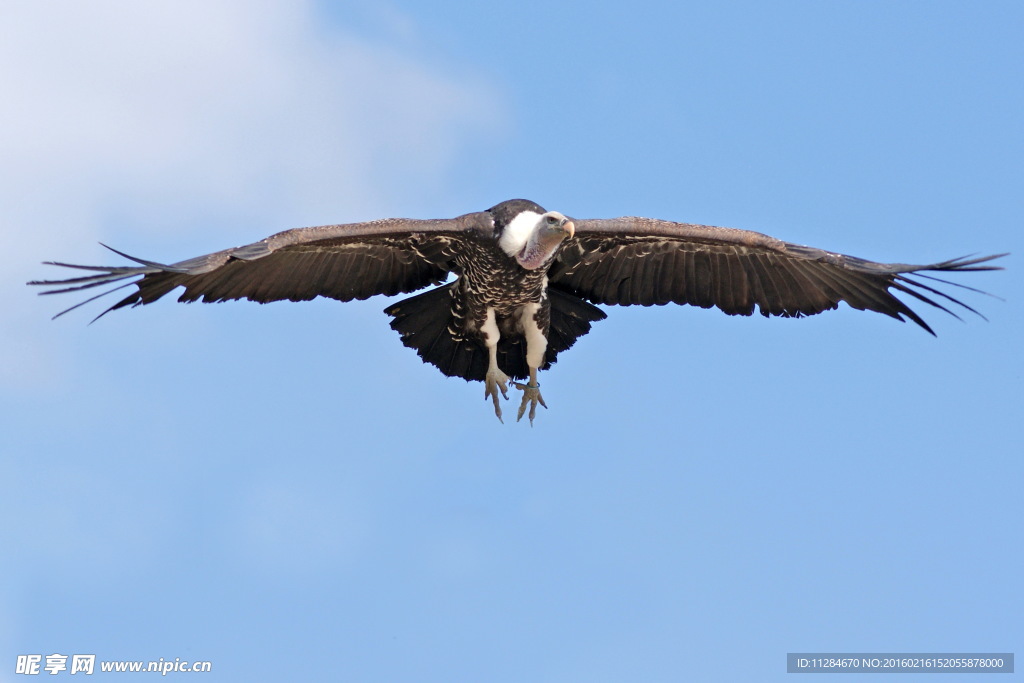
[{"left": 2, "top": 0, "right": 504, "bottom": 388}]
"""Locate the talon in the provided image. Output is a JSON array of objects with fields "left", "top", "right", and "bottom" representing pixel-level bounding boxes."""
[
  {"left": 484, "top": 369, "right": 510, "bottom": 423},
  {"left": 514, "top": 382, "right": 547, "bottom": 426}
]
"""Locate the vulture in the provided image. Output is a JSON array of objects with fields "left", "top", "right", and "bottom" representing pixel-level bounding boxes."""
[{"left": 31, "top": 199, "right": 1003, "bottom": 424}]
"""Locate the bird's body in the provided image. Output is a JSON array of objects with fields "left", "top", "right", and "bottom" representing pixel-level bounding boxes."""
[{"left": 31, "top": 199, "right": 1004, "bottom": 423}]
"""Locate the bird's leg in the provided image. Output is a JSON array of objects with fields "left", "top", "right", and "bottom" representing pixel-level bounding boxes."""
[
  {"left": 483, "top": 347, "right": 510, "bottom": 423},
  {"left": 513, "top": 302, "right": 548, "bottom": 426},
  {"left": 514, "top": 367, "right": 547, "bottom": 426},
  {"left": 481, "top": 307, "right": 508, "bottom": 423}
]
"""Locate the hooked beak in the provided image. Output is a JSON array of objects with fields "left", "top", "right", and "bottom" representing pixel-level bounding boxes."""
[{"left": 562, "top": 218, "right": 575, "bottom": 239}]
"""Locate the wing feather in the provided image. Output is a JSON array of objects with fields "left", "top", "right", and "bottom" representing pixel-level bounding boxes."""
[
  {"left": 30, "top": 213, "right": 492, "bottom": 318},
  {"left": 551, "top": 217, "right": 1004, "bottom": 333},
  {"left": 714, "top": 250, "right": 738, "bottom": 314},
  {"left": 750, "top": 253, "right": 785, "bottom": 314},
  {"left": 649, "top": 243, "right": 673, "bottom": 307},
  {"left": 682, "top": 250, "right": 705, "bottom": 308}
]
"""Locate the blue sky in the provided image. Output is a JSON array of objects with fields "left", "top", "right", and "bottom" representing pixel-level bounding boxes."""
[{"left": 2, "top": 1, "right": 1021, "bottom": 680}]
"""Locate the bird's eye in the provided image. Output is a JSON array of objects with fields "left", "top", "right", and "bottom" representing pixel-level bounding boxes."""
[{"left": 547, "top": 216, "right": 557, "bottom": 225}]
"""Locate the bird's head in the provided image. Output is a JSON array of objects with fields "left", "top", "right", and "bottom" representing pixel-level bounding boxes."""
[
  {"left": 495, "top": 205, "right": 575, "bottom": 270},
  {"left": 540, "top": 211, "right": 576, "bottom": 239}
]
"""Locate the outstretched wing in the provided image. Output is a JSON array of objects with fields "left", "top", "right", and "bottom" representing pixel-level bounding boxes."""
[
  {"left": 30, "top": 213, "right": 494, "bottom": 320},
  {"left": 551, "top": 217, "right": 1005, "bottom": 334}
]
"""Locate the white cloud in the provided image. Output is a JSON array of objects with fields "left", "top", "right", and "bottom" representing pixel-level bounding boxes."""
[{"left": 1, "top": 0, "right": 504, "bottom": 389}]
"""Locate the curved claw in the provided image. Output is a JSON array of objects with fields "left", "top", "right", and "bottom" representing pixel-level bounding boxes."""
[
  {"left": 513, "top": 382, "right": 548, "bottom": 426},
  {"left": 484, "top": 369, "right": 510, "bottom": 423}
]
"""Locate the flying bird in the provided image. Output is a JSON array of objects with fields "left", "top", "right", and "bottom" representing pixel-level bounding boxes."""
[{"left": 31, "top": 199, "right": 1003, "bottom": 424}]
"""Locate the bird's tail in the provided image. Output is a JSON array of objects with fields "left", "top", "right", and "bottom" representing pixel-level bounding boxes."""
[{"left": 384, "top": 283, "right": 606, "bottom": 383}]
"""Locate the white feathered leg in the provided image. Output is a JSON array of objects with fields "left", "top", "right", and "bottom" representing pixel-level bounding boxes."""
[
  {"left": 481, "top": 307, "right": 509, "bottom": 422},
  {"left": 514, "top": 303, "right": 548, "bottom": 425}
]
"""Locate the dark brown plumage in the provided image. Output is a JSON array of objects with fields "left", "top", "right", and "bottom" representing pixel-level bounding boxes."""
[
  {"left": 551, "top": 217, "right": 1001, "bottom": 333},
  {"left": 30, "top": 199, "right": 1004, "bottom": 423}
]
